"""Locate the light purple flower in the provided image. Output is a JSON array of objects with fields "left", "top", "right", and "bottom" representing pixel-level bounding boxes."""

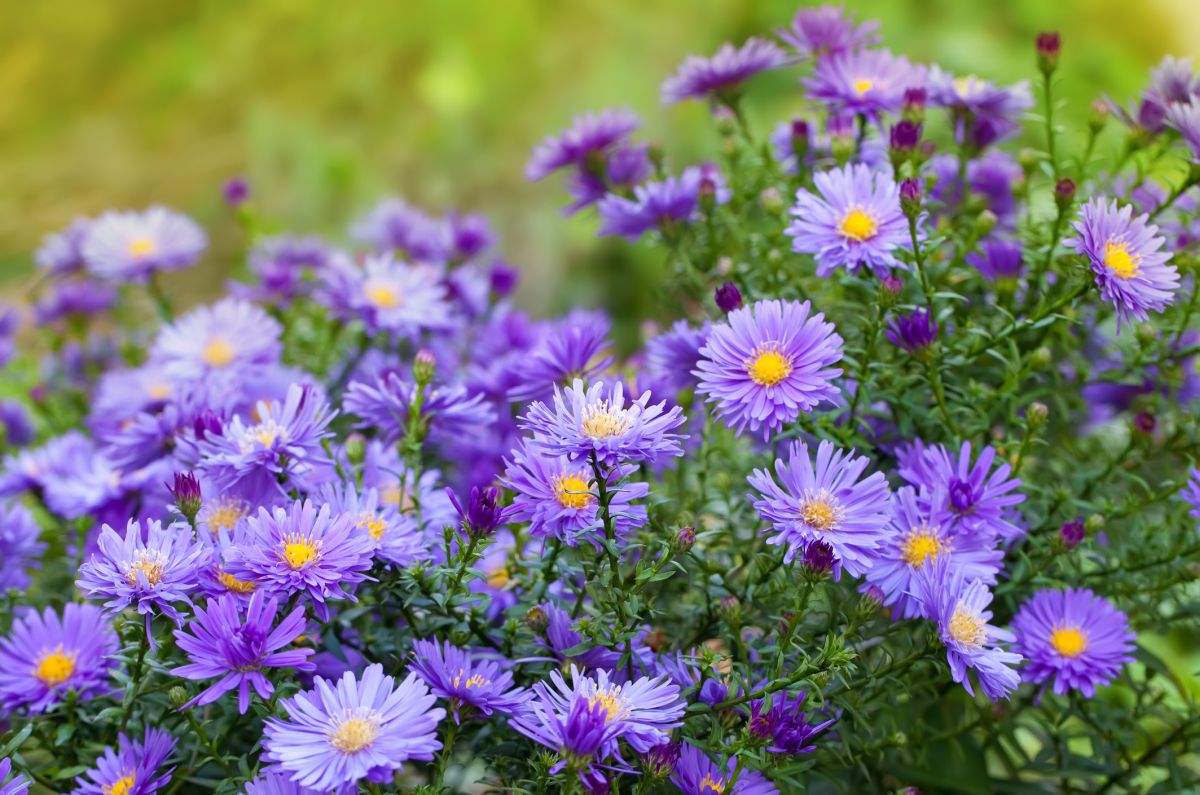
[
  {"left": 319, "top": 253, "right": 452, "bottom": 337},
  {"left": 779, "top": 5, "right": 881, "bottom": 60},
  {"left": 0, "top": 602, "right": 118, "bottom": 714},
  {"left": 72, "top": 727, "right": 176, "bottom": 795},
  {"left": 804, "top": 49, "right": 926, "bottom": 119},
  {"left": 150, "top": 297, "right": 283, "bottom": 382},
  {"left": 526, "top": 109, "right": 641, "bottom": 182},
  {"left": 597, "top": 164, "right": 729, "bottom": 240},
  {"left": 0, "top": 758, "right": 28, "bottom": 795},
  {"left": 317, "top": 480, "right": 426, "bottom": 568},
  {"left": 409, "top": 639, "right": 529, "bottom": 723},
  {"left": 898, "top": 440, "right": 1025, "bottom": 542},
  {"left": 35, "top": 217, "right": 92, "bottom": 275},
  {"left": 0, "top": 500, "right": 45, "bottom": 592},
  {"left": 507, "top": 310, "right": 615, "bottom": 403},
  {"left": 1167, "top": 99, "right": 1200, "bottom": 162},
  {"left": 927, "top": 67, "right": 1033, "bottom": 146},
  {"left": 82, "top": 206, "right": 206, "bottom": 283},
  {"left": 343, "top": 371, "right": 496, "bottom": 447},
  {"left": 661, "top": 37, "right": 787, "bottom": 104},
  {"left": 349, "top": 198, "right": 451, "bottom": 262},
  {"left": 965, "top": 237, "right": 1024, "bottom": 282},
  {"left": 671, "top": 743, "right": 778, "bottom": 794}
]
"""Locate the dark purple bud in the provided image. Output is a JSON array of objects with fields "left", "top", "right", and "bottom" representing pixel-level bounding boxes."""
[
  {"left": 715, "top": 282, "right": 743, "bottom": 313},
  {"left": 640, "top": 742, "right": 680, "bottom": 778},
  {"left": 881, "top": 275, "right": 904, "bottom": 294},
  {"left": 790, "top": 118, "right": 811, "bottom": 161},
  {"left": 889, "top": 120, "right": 922, "bottom": 153},
  {"left": 489, "top": 261, "right": 519, "bottom": 297},
  {"left": 862, "top": 584, "right": 886, "bottom": 605},
  {"left": 1036, "top": 32, "right": 1061, "bottom": 75},
  {"left": 673, "top": 526, "right": 696, "bottom": 554},
  {"left": 899, "top": 178, "right": 922, "bottom": 220},
  {"left": 447, "top": 485, "right": 503, "bottom": 539},
  {"left": 1133, "top": 411, "right": 1156, "bottom": 434},
  {"left": 748, "top": 707, "right": 774, "bottom": 741},
  {"left": 447, "top": 212, "right": 495, "bottom": 260},
  {"left": 948, "top": 478, "right": 978, "bottom": 514},
  {"left": 698, "top": 177, "right": 717, "bottom": 212},
  {"left": 29, "top": 384, "right": 48, "bottom": 404},
  {"left": 167, "top": 471, "right": 203, "bottom": 524},
  {"left": 1054, "top": 178, "right": 1076, "bottom": 211},
  {"left": 801, "top": 540, "right": 836, "bottom": 575},
  {"left": 1059, "top": 519, "right": 1085, "bottom": 549},
  {"left": 222, "top": 176, "right": 250, "bottom": 208},
  {"left": 885, "top": 307, "right": 938, "bottom": 357},
  {"left": 902, "top": 88, "right": 927, "bottom": 122}
]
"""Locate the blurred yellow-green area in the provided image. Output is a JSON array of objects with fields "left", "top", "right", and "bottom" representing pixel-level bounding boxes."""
[{"left": 2, "top": 0, "right": 1199, "bottom": 315}]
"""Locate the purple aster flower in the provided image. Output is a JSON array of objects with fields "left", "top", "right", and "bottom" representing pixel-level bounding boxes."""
[
  {"left": 349, "top": 198, "right": 451, "bottom": 262},
  {"left": 262, "top": 663, "right": 444, "bottom": 792},
  {"left": 151, "top": 297, "right": 283, "bottom": 382},
  {"left": 660, "top": 37, "right": 787, "bottom": 104},
  {"left": 0, "top": 602, "right": 118, "bottom": 713},
  {"left": 1167, "top": 99, "right": 1200, "bottom": 161},
  {"left": 35, "top": 216, "right": 92, "bottom": 275},
  {"left": 519, "top": 378, "right": 687, "bottom": 467},
  {"left": 805, "top": 49, "right": 926, "bottom": 119},
  {"left": 444, "top": 211, "right": 495, "bottom": 260},
  {"left": 343, "top": 371, "right": 496, "bottom": 447},
  {"left": 563, "top": 142, "right": 654, "bottom": 215},
  {"left": 670, "top": 744, "right": 778, "bottom": 795},
  {"left": 507, "top": 310, "right": 615, "bottom": 403},
  {"left": 749, "top": 692, "right": 836, "bottom": 756},
  {"left": 76, "top": 519, "right": 206, "bottom": 633},
  {"left": 172, "top": 591, "right": 314, "bottom": 713},
  {"left": 243, "top": 771, "right": 334, "bottom": 795},
  {"left": 864, "top": 487, "right": 1003, "bottom": 619},
  {"left": 81, "top": 206, "right": 206, "bottom": 283},
  {"left": 965, "top": 237, "right": 1024, "bottom": 282},
  {"left": 1066, "top": 197, "right": 1179, "bottom": 331},
  {"left": 927, "top": 68, "right": 1033, "bottom": 146},
  {"left": 0, "top": 759, "right": 28, "bottom": 795},
  {"left": 73, "top": 727, "right": 176, "bottom": 795},
  {"left": 0, "top": 500, "right": 45, "bottom": 591},
  {"left": 1012, "top": 588, "right": 1135, "bottom": 698},
  {"left": 967, "top": 151, "right": 1024, "bottom": 225},
  {"left": 916, "top": 560, "right": 1022, "bottom": 701},
  {"left": 787, "top": 164, "right": 912, "bottom": 277},
  {"left": 0, "top": 399, "right": 33, "bottom": 448},
  {"left": 409, "top": 639, "right": 529, "bottom": 723},
  {"left": 537, "top": 602, "right": 621, "bottom": 671},
  {"left": 233, "top": 234, "right": 333, "bottom": 306},
  {"left": 597, "top": 164, "right": 729, "bottom": 241},
  {"left": 318, "top": 253, "right": 452, "bottom": 337},
  {"left": 1181, "top": 468, "right": 1200, "bottom": 526},
  {"left": 34, "top": 278, "right": 117, "bottom": 325},
  {"left": 749, "top": 439, "right": 891, "bottom": 574},
  {"left": 446, "top": 484, "right": 503, "bottom": 539},
  {"left": 318, "top": 481, "right": 425, "bottom": 567},
  {"left": 511, "top": 696, "right": 615, "bottom": 790},
  {"left": 526, "top": 109, "right": 641, "bottom": 182},
  {"left": 224, "top": 500, "right": 374, "bottom": 618},
  {"left": 694, "top": 299, "right": 844, "bottom": 438},
  {"left": 503, "top": 440, "right": 649, "bottom": 548},
  {"left": 885, "top": 307, "right": 938, "bottom": 356},
  {"left": 654, "top": 650, "right": 728, "bottom": 706},
  {"left": 899, "top": 441, "right": 1025, "bottom": 541},
  {"left": 645, "top": 319, "right": 710, "bottom": 394},
  {"left": 1115, "top": 56, "right": 1200, "bottom": 134},
  {"left": 779, "top": 5, "right": 881, "bottom": 60}
]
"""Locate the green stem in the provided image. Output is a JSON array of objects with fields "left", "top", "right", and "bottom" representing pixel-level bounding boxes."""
[
  {"left": 1043, "top": 72, "right": 1058, "bottom": 179},
  {"left": 118, "top": 624, "right": 152, "bottom": 735},
  {"left": 147, "top": 274, "right": 174, "bottom": 322},
  {"left": 185, "top": 709, "right": 235, "bottom": 776},
  {"left": 434, "top": 719, "right": 460, "bottom": 787}
]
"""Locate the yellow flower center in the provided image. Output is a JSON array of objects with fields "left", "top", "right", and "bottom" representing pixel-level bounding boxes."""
[
  {"left": 202, "top": 338, "right": 236, "bottom": 368},
  {"left": 745, "top": 347, "right": 793, "bottom": 387},
  {"left": 239, "top": 419, "right": 285, "bottom": 452},
  {"left": 147, "top": 383, "right": 171, "bottom": 400},
  {"left": 901, "top": 525, "right": 945, "bottom": 569},
  {"left": 123, "top": 550, "right": 167, "bottom": 587},
  {"left": 699, "top": 774, "right": 727, "bottom": 794},
  {"left": 947, "top": 605, "right": 987, "bottom": 649},
  {"left": 487, "top": 567, "right": 510, "bottom": 589},
  {"left": 581, "top": 403, "right": 632, "bottom": 440},
  {"left": 357, "top": 512, "right": 387, "bottom": 541},
  {"left": 953, "top": 75, "right": 983, "bottom": 98},
  {"left": 588, "top": 686, "right": 629, "bottom": 723},
  {"left": 1104, "top": 239, "right": 1140, "bottom": 279},
  {"left": 104, "top": 774, "right": 136, "bottom": 795},
  {"left": 218, "top": 570, "right": 257, "bottom": 594},
  {"left": 553, "top": 473, "right": 594, "bottom": 510},
  {"left": 281, "top": 535, "right": 321, "bottom": 570},
  {"left": 364, "top": 279, "right": 402, "bottom": 309},
  {"left": 34, "top": 646, "right": 76, "bottom": 687},
  {"left": 329, "top": 712, "right": 381, "bottom": 754},
  {"left": 452, "top": 669, "right": 490, "bottom": 689},
  {"left": 204, "top": 497, "right": 249, "bottom": 534},
  {"left": 838, "top": 207, "right": 879, "bottom": 242},
  {"left": 853, "top": 78, "right": 874, "bottom": 95},
  {"left": 127, "top": 237, "right": 156, "bottom": 259},
  {"left": 1050, "top": 625, "right": 1088, "bottom": 657},
  {"left": 799, "top": 490, "right": 842, "bottom": 532}
]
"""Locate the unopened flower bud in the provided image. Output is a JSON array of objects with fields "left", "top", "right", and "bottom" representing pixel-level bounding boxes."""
[
  {"left": 673, "top": 526, "right": 696, "bottom": 554},
  {"left": 1089, "top": 99, "right": 1110, "bottom": 133},
  {"left": 413, "top": 349, "right": 437, "bottom": 385},
  {"left": 890, "top": 120, "right": 922, "bottom": 156},
  {"left": 899, "top": 178, "right": 922, "bottom": 220},
  {"left": 1085, "top": 513, "right": 1106, "bottom": 533},
  {"left": 222, "top": 176, "right": 250, "bottom": 208},
  {"left": 169, "top": 686, "right": 190, "bottom": 708},
  {"left": 748, "top": 710, "right": 773, "bottom": 741},
  {"left": 526, "top": 605, "right": 549, "bottom": 633},
  {"left": 974, "top": 209, "right": 998, "bottom": 238},
  {"left": 879, "top": 274, "right": 903, "bottom": 309},
  {"left": 344, "top": 433, "right": 366, "bottom": 465},
  {"left": 1030, "top": 346, "right": 1053, "bottom": 369},
  {"left": 790, "top": 118, "right": 811, "bottom": 163},
  {"left": 1054, "top": 178, "right": 1076, "bottom": 212},
  {"left": 902, "top": 88, "right": 927, "bottom": 123},
  {"left": 1133, "top": 411, "right": 1156, "bottom": 434},
  {"left": 801, "top": 540, "right": 836, "bottom": 576},
  {"left": 1026, "top": 401, "right": 1049, "bottom": 430},
  {"left": 715, "top": 282, "right": 743, "bottom": 313},
  {"left": 699, "top": 178, "right": 717, "bottom": 213},
  {"left": 760, "top": 187, "right": 783, "bottom": 212},
  {"left": 167, "top": 471, "right": 202, "bottom": 525},
  {"left": 1036, "top": 32, "right": 1061, "bottom": 76},
  {"left": 1059, "top": 519, "right": 1085, "bottom": 549},
  {"left": 1136, "top": 323, "right": 1158, "bottom": 346}
]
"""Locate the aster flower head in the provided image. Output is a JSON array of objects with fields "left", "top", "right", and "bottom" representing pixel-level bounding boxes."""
[
  {"left": 899, "top": 440, "right": 1025, "bottom": 541},
  {"left": 644, "top": 319, "right": 710, "bottom": 394},
  {"left": 780, "top": 5, "right": 881, "bottom": 60},
  {"left": 0, "top": 759, "right": 28, "bottom": 795},
  {"left": 519, "top": 378, "right": 687, "bottom": 467},
  {"left": 319, "top": 253, "right": 452, "bottom": 337},
  {"left": 1012, "top": 588, "right": 1135, "bottom": 697},
  {"left": 694, "top": 299, "right": 844, "bottom": 438},
  {"left": 343, "top": 371, "right": 496, "bottom": 447},
  {"left": 34, "top": 278, "right": 118, "bottom": 325},
  {"left": 597, "top": 164, "right": 729, "bottom": 240},
  {"left": 1166, "top": 99, "right": 1200, "bottom": 162},
  {"left": 82, "top": 206, "right": 206, "bottom": 283},
  {"left": 1181, "top": 467, "right": 1200, "bottom": 526},
  {"left": 526, "top": 108, "right": 641, "bottom": 182},
  {"left": 235, "top": 234, "right": 333, "bottom": 306},
  {"left": 787, "top": 164, "right": 912, "bottom": 277},
  {"left": 536, "top": 602, "right": 622, "bottom": 671},
  {"left": 966, "top": 237, "right": 1024, "bottom": 283},
  {"left": 507, "top": 310, "right": 616, "bottom": 403},
  {"left": 73, "top": 726, "right": 176, "bottom": 795},
  {"left": 0, "top": 602, "right": 118, "bottom": 714},
  {"left": 409, "top": 639, "right": 529, "bottom": 723},
  {"left": 749, "top": 691, "right": 836, "bottom": 755},
  {"left": 242, "top": 771, "right": 333, "bottom": 795},
  {"left": 917, "top": 560, "right": 1022, "bottom": 701},
  {"left": 349, "top": 198, "right": 451, "bottom": 262},
  {"left": 1066, "top": 197, "right": 1179, "bottom": 330},
  {"left": 805, "top": 49, "right": 926, "bottom": 119},
  {"left": 318, "top": 481, "right": 424, "bottom": 568},
  {"left": 35, "top": 216, "right": 92, "bottom": 275},
  {"left": 670, "top": 744, "right": 779, "bottom": 795},
  {"left": 172, "top": 591, "right": 315, "bottom": 713},
  {"left": 886, "top": 307, "right": 939, "bottom": 356},
  {"left": 661, "top": 37, "right": 787, "bottom": 104},
  {"left": 0, "top": 500, "right": 46, "bottom": 591},
  {"left": 748, "top": 439, "right": 891, "bottom": 576},
  {"left": 151, "top": 297, "right": 283, "bottom": 382},
  {"left": 927, "top": 67, "right": 1033, "bottom": 147},
  {"left": 263, "top": 663, "right": 444, "bottom": 792}
]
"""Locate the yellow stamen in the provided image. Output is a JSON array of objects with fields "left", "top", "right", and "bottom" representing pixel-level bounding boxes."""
[
  {"left": 553, "top": 473, "right": 594, "bottom": 510},
  {"left": 357, "top": 513, "right": 387, "bottom": 541},
  {"left": 239, "top": 419, "right": 285, "bottom": 452},
  {"left": 699, "top": 774, "right": 727, "bottom": 794},
  {"left": 1050, "top": 625, "right": 1088, "bottom": 657},
  {"left": 451, "top": 669, "right": 490, "bottom": 689},
  {"left": 799, "top": 490, "right": 842, "bottom": 532},
  {"left": 127, "top": 237, "right": 156, "bottom": 259},
  {"left": 838, "top": 207, "right": 879, "bottom": 242},
  {"left": 947, "top": 605, "right": 987, "bottom": 649},
  {"left": 204, "top": 497, "right": 249, "bottom": 534},
  {"left": 123, "top": 550, "right": 167, "bottom": 587},
  {"left": 329, "top": 713, "right": 380, "bottom": 754},
  {"left": 853, "top": 78, "right": 874, "bottom": 95},
  {"left": 104, "top": 774, "right": 136, "bottom": 795},
  {"left": 581, "top": 403, "right": 632, "bottom": 440},
  {"left": 486, "top": 567, "right": 510, "bottom": 589},
  {"left": 34, "top": 646, "right": 76, "bottom": 687},
  {"left": 202, "top": 338, "right": 236, "bottom": 368},
  {"left": 1104, "top": 239, "right": 1140, "bottom": 279},
  {"left": 147, "top": 383, "right": 171, "bottom": 400},
  {"left": 281, "top": 535, "right": 321, "bottom": 570},
  {"left": 588, "top": 686, "right": 629, "bottom": 723},
  {"left": 745, "top": 347, "right": 793, "bottom": 387},
  {"left": 364, "top": 279, "right": 402, "bottom": 309},
  {"left": 901, "top": 525, "right": 945, "bottom": 569},
  {"left": 218, "top": 570, "right": 257, "bottom": 594}
]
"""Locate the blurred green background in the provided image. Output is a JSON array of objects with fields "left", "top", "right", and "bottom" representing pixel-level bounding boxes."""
[{"left": 2, "top": 0, "right": 1198, "bottom": 315}]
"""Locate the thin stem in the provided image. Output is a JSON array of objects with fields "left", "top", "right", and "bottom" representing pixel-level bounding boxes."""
[
  {"left": 925, "top": 355, "right": 962, "bottom": 438},
  {"left": 119, "top": 624, "right": 152, "bottom": 734},
  {"left": 185, "top": 709, "right": 235, "bottom": 776},
  {"left": 1042, "top": 72, "right": 1058, "bottom": 179},
  {"left": 147, "top": 274, "right": 174, "bottom": 322}
]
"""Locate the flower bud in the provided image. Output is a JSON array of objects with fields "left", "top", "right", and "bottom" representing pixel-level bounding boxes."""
[
  {"left": 899, "top": 178, "right": 922, "bottom": 221},
  {"left": 1026, "top": 401, "right": 1049, "bottom": 430},
  {"left": 344, "top": 433, "right": 366, "bottom": 465},
  {"left": 489, "top": 261, "right": 519, "bottom": 297},
  {"left": 1136, "top": 323, "right": 1158, "bottom": 346},
  {"left": 222, "top": 176, "right": 250, "bottom": 208},
  {"left": 889, "top": 120, "right": 923, "bottom": 158},
  {"left": 1036, "top": 32, "right": 1061, "bottom": 76},
  {"left": 640, "top": 743, "right": 680, "bottom": 779},
  {"left": 1059, "top": 519, "right": 1085, "bottom": 549},
  {"left": 526, "top": 605, "right": 549, "bottom": 633},
  {"left": 760, "top": 187, "right": 784, "bottom": 212},
  {"left": 673, "top": 526, "right": 696, "bottom": 554},
  {"left": 167, "top": 472, "right": 202, "bottom": 526},
  {"left": 715, "top": 282, "right": 743, "bottom": 313},
  {"left": 1085, "top": 513, "right": 1106, "bottom": 533},
  {"left": 790, "top": 118, "right": 811, "bottom": 163},
  {"left": 1133, "top": 410, "right": 1156, "bottom": 434},
  {"left": 699, "top": 178, "right": 717, "bottom": 213},
  {"left": 1030, "top": 346, "right": 1053, "bottom": 369},
  {"left": 974, "top": 209, "right": 998, "bottom": 238},
  {"left": 413, "top": 349, "right": 437, "bottom": 385},
  {"left": 801, "top": 540, "right": 836, "bottom": 576},
  {"left": 1054, "top": 178, "right": 1076, "bottom": 212},
  {"left": 447, "top": 485, "right": 503, "bottom": 540},
  {"left": 902, "top": 88, "right": 927, "bottom": 123},
  {"left": 1089, "top": 99, "right": 1110, "bottom": 133},
  {"left": 879, "top": 274, "right": 904, "bottom": 309},
  {"left": 169, "top": 686, "right": 191, "bottom": 708}
]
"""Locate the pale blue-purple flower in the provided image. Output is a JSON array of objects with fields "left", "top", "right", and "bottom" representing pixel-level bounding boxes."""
[
  {"left": 661, "top": 38, "right": 787, "bottom": 104},
  {"left": 409, "top": 639, "right": 529, "bottom": 723},
  {"left": 82, "top": 206, "right": 206, "bottom": 283},
  {"left": 779, "top": 5, "right": 881, "bottom": 60},
  {"left": 72, "top": 727, "right": 176, "bottom": 795},
  {"left": 0, "top": 602, "right": 118, "bottom": 714}
]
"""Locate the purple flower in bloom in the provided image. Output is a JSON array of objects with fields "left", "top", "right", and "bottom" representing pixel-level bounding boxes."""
[
  {"left": 654, "top": 650, "right": 728, "bottom": 706},
  {"left": 262, "top": 663, "right": 444, "bottom": 792},
  {"left": 563, "top": 142, "right": 654, "bottom": 215},
  {"left": 927, "top": 68, "right": 1033, "bottom": 147},
  {"left": 35, "top": 216, "right": 92, "bottom": 276},
  {"left": 76, "top": 519, "right": 206, "bottom": 633},
  {"left": 151, "top": 297, "right": 283, "bottom": 382},
  {"left": 1181, "top": 468, "right": 1200, "bottom": 527},
  {"left": 1012, "top": 588, "right": 1135, "bottom": 697},
  {"left": 779, "top": 5, "right": 881, "bottom": 60},
  {"left": 224, "top": 500, "right": 374, "bottom": 618},
  {"left": 748, "top": 692, "right": 835, "bottom": 755},
  {"left": 1066, "top": 197, "right": 1179, "bottom": 331},
  {"left": 233, "top": 234, "right": 333, "bottom": 306},
  {"left": 82, "top": 206, "right": 206, "bottom": 283},
  {"left": 899, "top": 440, "right": 1025, "bottom": 541},
  {"left": 0, "top": 759, "right": 28, "bottom": 795},
  {"left": 349, "top": 198, "right": 451, "bottom": 262},
  {"left": 886, "top": 307, "right": 938, "bottom": 356},
  {"left": 319, "top": 253, "right": 452, "bottom": 337},
  {"left": 318, "top": 481, "right": 425, "bottom": 568},
  {"left": 526, "top": 109, "right": 641, "bottom": 182},
  {"left": 243, "top": 771, "right": 333, "bottom": 795},
  {"left": 537, "top": 602, "right": 622, "bottom": 671},
  {"left": 670, "top": 744, "right": 779, "bottom": 795},
  {"left": 0, "top": 399, "right": 34, "bottom": 448},
  {"left": 748, "top": 439, "right": 891, "bottom": 575},
  {"left": 787, "top": 164, "right": 912, "bottom": 277},
  {"left": 519, "top": 378, "right": 687, "bottom": 467},
  {"left": 34, "top": 278, "right": 118, "bottom": 325},
  {"left": 645, "top": 319, "right": 710, "bottom": 394},
  {"left": 344, "top": 371, "right": 496, "bottom": 447},
  {"left": 73, "top": 727, "right": 176, "bottom": 795},
  {"left": 917, "top": 560, "right": 1022, "bottom": 701},
  {"left": 0, "top": 602, "right": 118, "bottom": 713},
  {"left": 0, "top": 500, "right": 45, "bottom": 591},
  {"left": 597, "top": 164, "right": 729, "bottom": 240},
  {"left": 966, "top": 237, "right": 1024, "bottom": 282},
  {"left": 172, "top": 591, "right": 314, "bottom": 713},
  {"left": 1167, "top": 98, "right": 1200, "bottom": 161},
  {"left": 409, "top": 639, "right": 529, "bottom": 723},
  {"left": 805, "top": 49, "right": 926, "bottom": 119},
  {"left": 695, "top": 299, "right": 844, "bottom": 438},
  {"left": 507, "top": 310, "right": 615, "bottom": 403},
  {"left": 661, "top": 37, "right": 787, "bottom": 104}
]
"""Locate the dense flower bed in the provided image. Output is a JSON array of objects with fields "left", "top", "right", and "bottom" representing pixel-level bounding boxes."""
[{"left": 1, "top": 6, "right": 1199, "bottom": 794}]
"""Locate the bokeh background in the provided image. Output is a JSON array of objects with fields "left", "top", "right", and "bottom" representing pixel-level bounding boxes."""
[{"left": 2, "top": 0, "right": 1198, "bottom": 320}]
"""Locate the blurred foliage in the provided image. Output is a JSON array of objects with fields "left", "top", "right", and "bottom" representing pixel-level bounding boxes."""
[{"left": 1, "top": 0, "right": 1198, "bottom": 328}]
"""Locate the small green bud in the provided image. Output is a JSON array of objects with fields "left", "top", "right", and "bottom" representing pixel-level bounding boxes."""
[
  {"left": 1085, "top": 513, "right": 1106, "bottom": 533},
  {"left": 413, "top": 349, "right": 437, "bottom": 385},
  {"left": 1136, "top": 323, "right": 1158, "bottom": 346},
  {"left": 974, "top": 209, "right": 998, "bottom": 238},
  {"left": 1026, "top": 401, "right": 1049, "bottom": 430},
  {"left": 169, "top": 686, "right": 190, "bottom": 708},
  {"left": 1089, "top": 99, "right": 1110, "bottom": 133},
  {"left": 1030, "top": 346, "right": 1053, "bottom": 369},
  {"left": 344, "top": 433, "right": 366, "bottom": 465}
]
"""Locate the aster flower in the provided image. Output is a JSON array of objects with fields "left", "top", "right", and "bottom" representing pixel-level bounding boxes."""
[
  {"left": 0, "top": 399, "right": 34, "bottom": 448},
  {"left": 864, "top": 487, "right": 1003, "bottom": 619},
  {"left": 749, "top": 691, "right": 836, "bottom": 755},
  {"left": 321, "top": 253, "right": 452, "bottom": 337},
  {"left": 34, "top": 278, "right": 117, "bottom": 325},
  {"left": 72, "top": 727, "right": 176, "bottom": 795},
  {"left": 172, "top": 591, "right": 314, "bottom": 713},
  {"left": 661, "top": 37, "right": 787, "bottom": 104},
  {"left": 0, "top": 602, "right": 118, "bottom": 713},
  {"left": 885, "top": 307, "right": 938, "bottom": 356},
  {"left": 76, "top": 519, "right": 206, "bottom": 632},
  {"left": 927, "top": 67, "right": 1033, "bottom": 146},
  {"left": 1166, "top": 99, "right": 1200, "bottom": 162},
  {"left": 1012, "top": 588, "right": 1136, "bottom": 697},
  {"left": 537, "top": 602, "right": 622, "bottom": 671},
  {"left": 645, "top": 319, "right": 710, "bottom": 394},
  {"left": 511, "top": 696, "right": 618, "bottom": 790},
  {"left": 519, "top": 378, "right": 687, "bottom": 467},
  {"left": 1181, "top": 468, "right": 1200, "bottom": 526},
  {"left": 898, "top": 440, "right": 1025, "bottom": 541},
  {"left": 670, "top": 744, "right": 779, "bottom": 795},
  {"left": 503, "top": 440, "right": 649, "bottom": 548},
  {"left": 805, "top": 49, "right": 925, "bottom": 119},
  {"left": 262, "top": 663, "right": 444, "bottom": 792},
  {"left": 409, "top": 639, "right": 529, "bottom": 723},
  {"left": 242, "top": 771, "right": 334, "bottom": 795},
  {"left": 563, "top": 142, "right": 654, "bottom": 214},
  {"left": 526, "top": 108, "right": 641, "bottom": 182},
  {"left": 597, "top": 164, "right": 729, "bottom": 240},
  {"left": 654, "top": 650, "right": 729, "bottom": 706},
  {"left": 694, "top": 299, "right": 844, "bottom": 438},
  {"left": 35, "top": 216, "right": 92, "bottom": 275},
  {"left": 318, "top": 481, "right": 425, "bottom": 567},
  {"left": 749, "top": 439, "right": 891, "bottom": 575},
  {"left": 0, "top": 500, "right": 45, "bottom": 591},
  {"left": 151, "top": 297, "right": 283, "bottom": 382},
  {"left": 232, "top": 234, "right": 333, "bottom": 306},
  {"left": 916, "top": 560, "right": 1022, "bottom": 701},
  {"left": 787, "top": 164, "right": 912, "bottom": 277},
  {"left": 0, "top": 759, "right": 28, "bottom": 795},
  {"left": 507, "top": 310, "right": 615, "bottom": 403},
  {"left": 349, "top": 198, "right": 451, "bottom": 262},
  {"left": 965, "top": 237, "right": 1024, "bottom": 283},
  {"left": 779, "top": 5, "right": 881, "bottom": 60},
  {"left": 1066, "top": 197, "right": 1179, "bottom": 330},
  {"left": 343, "top": 371, "right": 496, "bottom": 447},
  {"left": 82, "top": 206, "right": 206, "bottom": 283}
]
